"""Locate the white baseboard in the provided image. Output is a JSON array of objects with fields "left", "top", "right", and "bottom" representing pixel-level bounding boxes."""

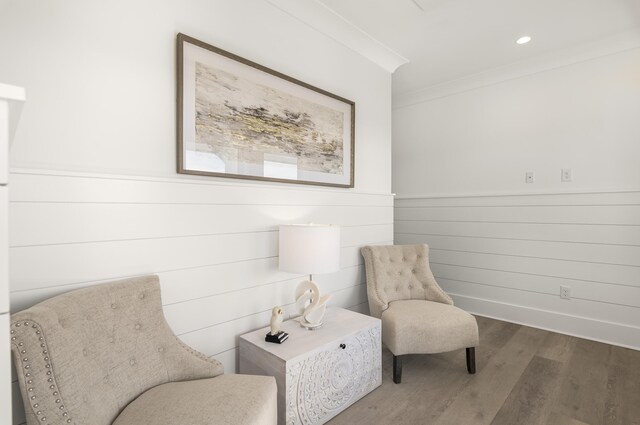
[{"left": 450, "top": 293, "right": 640, "bottom": 351}]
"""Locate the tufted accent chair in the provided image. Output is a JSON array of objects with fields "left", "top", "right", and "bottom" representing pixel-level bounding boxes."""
[
  {"left": 10, "top": 275, "right": 277, "bottom": 425},
  {"left": 361, "top": 244, "right": 479, "bottom": 383}
]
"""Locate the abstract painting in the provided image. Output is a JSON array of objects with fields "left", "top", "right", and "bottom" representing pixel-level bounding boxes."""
[{"left": 177, "top": 34, "right": 355, "bottom": 187}]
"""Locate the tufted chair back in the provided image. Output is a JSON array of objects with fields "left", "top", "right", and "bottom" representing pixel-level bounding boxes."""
[
  {"left": 361, "top": 244, "right": 453, "bottom": 318},
  {"left": 10, "top": 275, "right": 223, "bottom": 425}
]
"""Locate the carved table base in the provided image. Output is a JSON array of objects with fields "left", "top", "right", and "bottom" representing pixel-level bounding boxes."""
[{"left": 240, "top": 308, "right": 382, "bottom": 425}]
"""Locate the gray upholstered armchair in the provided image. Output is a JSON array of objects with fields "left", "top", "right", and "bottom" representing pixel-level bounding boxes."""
[
  {"left": 361, "top": 244, "right": 479, "bottom": 383},
  {"left": 10, "top": 275, "right": 277, "bottom": 425}
]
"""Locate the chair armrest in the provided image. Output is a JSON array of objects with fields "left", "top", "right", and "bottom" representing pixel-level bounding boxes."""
[{"left": 167, "top": 333, "right": 225, "bottom": 380}]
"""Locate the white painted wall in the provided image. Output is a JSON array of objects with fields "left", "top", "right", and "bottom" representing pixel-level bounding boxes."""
[
  {"left": 1, "top": 0, "right": 391, "bottom": 192},
  {"left": 393, "top": 45, "right": 640, "bottom": 350},
  {"left": 0, "top": 1, "right": 393, "bottom": 424},
  {"left": 394, "top": 47, "right": 640, "bottom": 196}
]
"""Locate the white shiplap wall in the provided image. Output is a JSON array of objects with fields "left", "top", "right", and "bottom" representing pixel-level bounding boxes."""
[
  {"left": 2, "top": 1, "right": 394, "bottom": 422},
  {"left": 9, "top": 169, "right": 393, "bottom": 424},
  {"left": 395, "top": 191, "right": 640, "bottom": 350}
]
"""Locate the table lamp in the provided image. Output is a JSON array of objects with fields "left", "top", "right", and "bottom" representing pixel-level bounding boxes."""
[{"left": 279, "top": 224, "right": 341, "bottom": 329}]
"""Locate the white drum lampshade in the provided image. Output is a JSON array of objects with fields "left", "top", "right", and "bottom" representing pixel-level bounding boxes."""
[
  {"left": 279, "top": 224, "right": 340, "bottom": 329},
  {"left": 278, "top": 224, "right": 341, "bottom": 276}
]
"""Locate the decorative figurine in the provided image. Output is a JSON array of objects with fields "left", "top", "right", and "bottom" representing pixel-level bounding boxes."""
[
  {"left": 294, "top": 280, "right": 331, "bottom": 329},
  {"left": 270, "top": 306, "right": 284, "bottom": 335},
  {"left": 265, "top": 306, "right": 289, "bottom": 344}
]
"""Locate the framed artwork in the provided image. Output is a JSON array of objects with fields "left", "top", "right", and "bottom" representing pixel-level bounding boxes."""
[{"left": 177, "top": 33, "right": 355, "bottom": 188}]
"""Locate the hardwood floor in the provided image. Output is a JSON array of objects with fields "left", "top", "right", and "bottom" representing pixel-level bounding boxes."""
[{"left": 328, "top": 316, "right": 640, "bottom": 425}]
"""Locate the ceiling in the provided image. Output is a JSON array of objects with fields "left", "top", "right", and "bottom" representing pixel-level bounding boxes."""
[
  {"left": 3, "top": 0, "right": 639, "bottom": 95},
  {"left": 317, "top": 0, "right": 640, "bottom": 95}
]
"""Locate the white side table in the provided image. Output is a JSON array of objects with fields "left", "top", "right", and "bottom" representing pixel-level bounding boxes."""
[{"left": 239, "top": 307, "right": 381, "bottom": 425}]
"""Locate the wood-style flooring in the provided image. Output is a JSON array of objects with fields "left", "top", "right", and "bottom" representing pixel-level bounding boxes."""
[{"left": 328, "top": 316, "right": 640, "bottom": 425}]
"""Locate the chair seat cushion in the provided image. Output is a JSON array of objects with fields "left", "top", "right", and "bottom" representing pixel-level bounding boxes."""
[
  {"left": 113, "top": 374, "right": 277, "bottom": 425},
  {"left": 382, "top": 300, "right": 479, "bottom": 355}
]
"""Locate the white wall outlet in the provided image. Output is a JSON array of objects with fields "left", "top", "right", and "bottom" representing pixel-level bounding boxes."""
[
  {"left": 525, "top": 171, "right": 535, "bottom": 184},
  {"left": 560, "top": 285, "right": 571, "bottom": 300},
  {"left": 561, "top": 168, "right": 573, "bottom": 182}
]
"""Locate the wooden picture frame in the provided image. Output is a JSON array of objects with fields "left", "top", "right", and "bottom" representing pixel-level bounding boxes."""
[{"left": 177, "top": 33, "right": 355, "bottom": 188}]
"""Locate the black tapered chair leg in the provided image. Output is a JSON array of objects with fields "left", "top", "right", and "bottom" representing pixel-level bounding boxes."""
[
  {"left": 466, "top": 347, "right": 476, "bottom": 374},
  {"left": 393, "top": 355, "right": 403, "bottom": 384}
]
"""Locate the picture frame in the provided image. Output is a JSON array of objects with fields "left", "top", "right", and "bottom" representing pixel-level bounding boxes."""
[{"left": 177, "top": 33, "right": 355, "bottom": 188}]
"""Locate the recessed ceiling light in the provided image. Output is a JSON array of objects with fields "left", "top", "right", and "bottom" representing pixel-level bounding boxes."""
[{"left": 516, "top": 36, "right": 532, "bottom": 45}]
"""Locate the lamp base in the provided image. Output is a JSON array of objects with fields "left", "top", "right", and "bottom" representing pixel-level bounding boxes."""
[
  {"left": 299, "top": 318, "right": 323, "bottom": 330},
  {"left": 295, "top": 280, "right": 331, "bottom": 331}
]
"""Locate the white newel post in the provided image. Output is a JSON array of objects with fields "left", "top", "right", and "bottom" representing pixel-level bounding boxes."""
[{"left": 0, "top": 83, "right": 26, "bottom": 425}]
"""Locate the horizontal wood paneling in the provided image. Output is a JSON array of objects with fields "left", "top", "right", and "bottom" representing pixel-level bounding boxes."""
[
  {"left": 439, "top": 279, "right": 640, "bottom": 328},
  {"left": 9, "top": 171, "right": 392, "bottom": 422},
  {"left": 396, "top": 233, "right": 640, "bottom": 266},
  {"left": 421, "top": 248, "right": 640, "bottom": 287},
  {"left": 451, "top": 294, "right": 640, "bottom": 351},
  {"left": 11, "top": 231, "right": 279, "bottom": 290},
  {"left": 395, "top": 220, "right": 640, "bottom": 246},
  {"left": 394, "top": 190, "right": 640, "bottom": 207},
  {"left": 11, "top": 224, "right": 392, "bottom": 294},
  {"left": 9, "top": 242, "right": 384, "bottom": 312},
  {"left": 10, "top": 171, "right": 394, "bottom": 206},
  {"left": 431, "top": 263, "right": 640, "bottom": 308},
  {"left": 395, "top": 204, "right": 640, "bottom": 225},
  {"left": 9, "top": 203, "right": 392, "bottom": 247},
  {"left": 164, "top": 264, "right": 365, "bottom": 335},
  {"left": 395, "top": 191, "right": 640, "bottom": 350}
]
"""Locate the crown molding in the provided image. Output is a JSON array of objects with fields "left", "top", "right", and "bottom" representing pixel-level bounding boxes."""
[
  {"left": 264, "top": 0, "right": 408, "bottom": 73},
  {"left": 393, "top": 29, "right": 640, "bottom": 109}
]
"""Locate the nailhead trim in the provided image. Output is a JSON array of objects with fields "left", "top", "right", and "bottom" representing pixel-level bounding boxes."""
[{"left": 11, "top": 320, "right": 73, "bottom": 425}]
